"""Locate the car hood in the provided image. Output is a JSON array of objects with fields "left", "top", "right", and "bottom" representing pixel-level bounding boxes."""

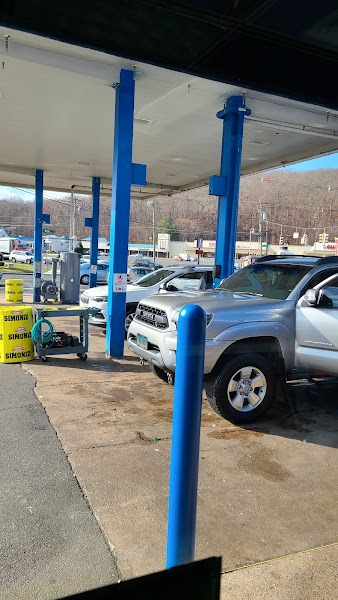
[
  {"left": 138, "top": 289, "right": 293, "bottom": 338},
  {"left": 139, "top": 289, "right": 280, "bottom": 312}
]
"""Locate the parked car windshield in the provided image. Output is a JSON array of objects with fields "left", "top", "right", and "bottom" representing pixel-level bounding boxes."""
[
  {"left": 132, "top": 268, "right": 176, "bottom": 287},
  {"left": 217, "top": 263, "right": 312, "bottom": 300}
]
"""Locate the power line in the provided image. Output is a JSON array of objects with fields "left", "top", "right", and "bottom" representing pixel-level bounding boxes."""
[
  {"left": 264, "top": 219, "right": 337, "bottom": 231},
  {"left": 12, "top": 187, "right": 72, "bottom": 206}
]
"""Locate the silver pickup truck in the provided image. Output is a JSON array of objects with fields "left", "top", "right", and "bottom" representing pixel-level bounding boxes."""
[{"left": 128, "top": 256, "right": 338, "bottom": 423}]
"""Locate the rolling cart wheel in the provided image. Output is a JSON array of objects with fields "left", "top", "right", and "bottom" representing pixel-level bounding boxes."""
[
  {"left": 41, "top": 356, "right": 48, "bottom": 362},
  {"left": 78, "top": 353, "right": 88, "bottom": 361}
]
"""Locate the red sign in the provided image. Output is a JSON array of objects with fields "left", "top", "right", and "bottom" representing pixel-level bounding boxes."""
[{"left": 335, "top": 238, "right": 338, "bottom": 256}]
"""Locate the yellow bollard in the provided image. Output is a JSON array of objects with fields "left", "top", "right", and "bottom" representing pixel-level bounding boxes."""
[
  {"left": 5, "top": 279, "right": 24, "bottom": 303},
  {"left": 0, "top": 305, "right": 34, "bottom": 363}
]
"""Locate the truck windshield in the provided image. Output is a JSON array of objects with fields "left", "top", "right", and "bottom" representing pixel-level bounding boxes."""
[
  {"left": 217, "top": 264, "right": 312, "bottom": 300},
  {"left": 132, "top": 268, "right": 176, "bottom": 287}
]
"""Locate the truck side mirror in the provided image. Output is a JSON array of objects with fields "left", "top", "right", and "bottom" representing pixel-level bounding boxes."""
[
  {"left": 304, "top": 289, "right": 318, "bottom": 306},
  {"left": 158, "top": 283, "right": 167, "bottom": 293},
  {"left": 212, "top": 264, "right": 221, "bottom": 279}
]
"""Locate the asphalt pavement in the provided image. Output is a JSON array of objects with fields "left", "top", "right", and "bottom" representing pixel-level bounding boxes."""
[
  {"left": 0, "top": 272, "right": 33, "bottom": 292},
  {"left": 0, "top": 363, "right": 119, "bottom": 600}
]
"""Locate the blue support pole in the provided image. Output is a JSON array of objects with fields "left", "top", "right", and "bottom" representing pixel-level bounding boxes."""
[
  {"left": 89, "top": 176, "right": 100, "bottom": 288},
  {"left": 211, "top": 96, "right": 250, "bottom": 285},
  {"left": 33, "top": 169, "right": 44, "bottom": 302},
  {"left": 106, "top": 69, "right": 146, "bottom": 358},
  {"left": 166, "top": 304, "right": 206, "bottom": 569}
]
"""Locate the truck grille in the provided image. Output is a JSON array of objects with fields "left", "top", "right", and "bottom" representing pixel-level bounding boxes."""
[{"left": 136, "top": 304, "right": 169, "bottom": 329}]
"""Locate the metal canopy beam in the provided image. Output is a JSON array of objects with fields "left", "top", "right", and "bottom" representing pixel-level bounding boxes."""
[{"left": 0, "top": 41, "right": 122, "bottom": 83}]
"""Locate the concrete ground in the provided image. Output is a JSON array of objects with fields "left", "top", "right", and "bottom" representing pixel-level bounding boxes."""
[{"left": 1, "top": 292, "right": 338, "bottom": 597}]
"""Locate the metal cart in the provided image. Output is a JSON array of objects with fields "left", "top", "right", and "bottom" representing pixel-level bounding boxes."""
[{"left": 34, "top": 307, "right": 99, "bottom": 362}]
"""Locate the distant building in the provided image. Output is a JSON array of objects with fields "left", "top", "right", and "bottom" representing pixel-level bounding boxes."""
[
  {"left": 44, "top": 235, "right": 70, "bottom": 253},
  {"left": 81, "top": 237, "right": 109, "bottom": 251}
]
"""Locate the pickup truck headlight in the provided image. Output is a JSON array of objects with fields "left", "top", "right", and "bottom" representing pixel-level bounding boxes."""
[
  {"left": 206, "top": 313, "right": 213, "bottom": 326},
  {"left": 91, "top": 296, "right": 108, "bottom": 303},
  {"left": 171, "top": 312, "right": 179, "bottom": 329},
  {"left": 171, "top": 312, "right": 213, "bottom": 328}
]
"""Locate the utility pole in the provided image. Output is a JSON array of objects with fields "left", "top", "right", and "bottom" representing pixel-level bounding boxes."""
[
  {"left": 249, "top": 228, "right": 254, "bottom": 258},
  {"left": 147, "top": 200, "right": 156, "bottom": 259},
  {"left": 258, "top": 208, "right": 267, "bottom": 256},
  {"left": 258, "top": 213, "right": 262, "bottom": 257}
]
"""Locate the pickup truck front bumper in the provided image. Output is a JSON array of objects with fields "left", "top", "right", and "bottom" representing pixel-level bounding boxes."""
[{"left": 128, "top": 321, "right": 229, "bottom": 374}]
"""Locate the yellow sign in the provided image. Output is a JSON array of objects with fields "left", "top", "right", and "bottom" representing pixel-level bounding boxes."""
[{"left": 0, "top": 305, "right": 34, "bottom": 363}]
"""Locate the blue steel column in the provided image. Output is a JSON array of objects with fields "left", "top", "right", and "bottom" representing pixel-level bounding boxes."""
[
  {"left": 89, "top": 176, "right": 100, "bottom": 288},
  {"left": 214, "top": 96, "right": 250, "bottom": 284},
  {"left": 33, "top": 169, "right": 44, "bottom": 302},
  {"left": 106, "top": 69, "right": 140, "bottom": 358}
]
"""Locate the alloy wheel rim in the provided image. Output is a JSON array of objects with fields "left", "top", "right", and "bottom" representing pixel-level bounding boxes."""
[
  {"left": 227, "top": 365, "right": 267, "bottom": 412},
  {"left": 125, "top": 312, "right": 136, "bottom": 331}
]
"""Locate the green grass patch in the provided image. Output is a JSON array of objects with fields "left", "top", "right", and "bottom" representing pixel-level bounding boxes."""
[{"left": 2, "top": 263, "right": 33, "bottom": 274}]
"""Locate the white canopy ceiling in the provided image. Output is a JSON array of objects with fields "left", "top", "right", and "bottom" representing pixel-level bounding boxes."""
[{"left": 1, "top": 26, "right": 338, "bottom": 199}]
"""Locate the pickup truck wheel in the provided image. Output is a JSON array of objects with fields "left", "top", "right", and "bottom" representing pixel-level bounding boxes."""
[
  {"left": 125, "top": 308, "right": 137, "bottom": 335},
  {"left": 205, "top": 353, "right": 276, "bottom": 424},
  {"left": 149, "top": 364, "right": 174, "bottom": 385}
]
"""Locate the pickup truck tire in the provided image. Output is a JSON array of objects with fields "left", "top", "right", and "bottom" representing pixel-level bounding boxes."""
[
  {"left": 149, "top": 364, "right": 175, "bottom": 385},
  {"left": 205, "top": 352, "right": 276, "bottom": 424}
]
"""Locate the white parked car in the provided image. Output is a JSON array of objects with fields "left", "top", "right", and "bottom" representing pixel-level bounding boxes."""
[
  {"left": 9, "top": 250, "right": 34, "bottom": 264},
  {"left": 80, "top": 265, "right": 214, "bottom": 333}
]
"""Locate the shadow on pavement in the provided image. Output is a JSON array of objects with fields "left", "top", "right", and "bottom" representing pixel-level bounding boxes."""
[
  {"left": 245, "top": 378, "right": 338, "bottom": 449},
  {"left": 33, "top": 354, "right": 146, "bottom": 374}
]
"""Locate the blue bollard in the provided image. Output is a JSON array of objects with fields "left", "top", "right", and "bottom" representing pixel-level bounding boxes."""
[{"left": 166, "top": 304, "right": 206, "bottom": 569}]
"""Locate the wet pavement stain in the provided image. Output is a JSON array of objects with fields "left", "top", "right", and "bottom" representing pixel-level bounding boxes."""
[
  {"left": 201, "top": 413, "right": 226, "bottom": 426},
  {"left": 145, "top": 396, "right": 171, "bottom": 407},
  {"left": 239, "top": 446, "right": 291, "bottom": 482},
  {"left": 208, "top": 428, "right": 264, "bottom": 440},
  {"left": 88, "top": 411, "right": 114, "bottom": 419},
  {"left": 153, "top": 408, "right": 173, "bottom": 423},
  {"left": 105, "top": 388, "right": 134, "bottom": 403},
  {"left": 68, "top": 384, "right": 88, "bottom": 395}
]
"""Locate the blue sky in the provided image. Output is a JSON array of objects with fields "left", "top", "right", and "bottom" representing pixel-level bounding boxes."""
[
  {"left": 283, "top": 152, "right": 338, "bottom": 172},
  {"left": 0, "top": 186, "right": 67, "bottom": 201},
  {"left": 1, "top": 153, "right": 338, "bottom": 200}
]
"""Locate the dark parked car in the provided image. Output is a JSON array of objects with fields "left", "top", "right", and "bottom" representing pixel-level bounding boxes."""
[{"left": 131, "top": 258, "right": 163, "bottom": 270}]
